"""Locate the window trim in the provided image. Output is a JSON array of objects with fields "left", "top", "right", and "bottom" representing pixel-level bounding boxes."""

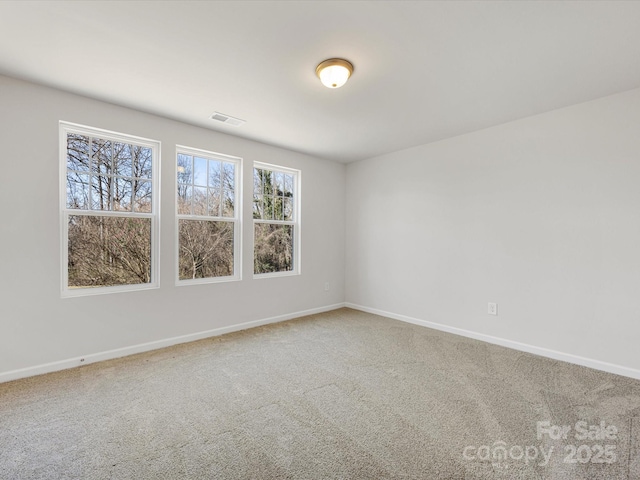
[
  {"left": 252, "top": 161, "right": 301, "bottom": 279},
  {"left": 59, "top": 121, "right": 161, "bottom": 298},
  {"left": 175, "top": 145, "right": 242, "bottom": 286}
]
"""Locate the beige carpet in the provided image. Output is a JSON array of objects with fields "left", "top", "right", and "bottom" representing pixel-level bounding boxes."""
[{"left": 1, "top": 308, "right": 639, "bottom": 479}]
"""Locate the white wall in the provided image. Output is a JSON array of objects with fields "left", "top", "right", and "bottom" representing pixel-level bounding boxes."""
[
  {"left": 0, "top": 75, "right": 345, "bottom": 379},
  {"left": 346, "top": 87, "right": 640, "bottom": 375}
]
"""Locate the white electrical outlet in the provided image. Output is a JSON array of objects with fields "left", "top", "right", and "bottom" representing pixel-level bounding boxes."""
[
  {"left": 324, "top": 282, "right": 330, "bottom": 291},
  {"left": 488, "top": 302, "right": 498, "bottom": 316}
]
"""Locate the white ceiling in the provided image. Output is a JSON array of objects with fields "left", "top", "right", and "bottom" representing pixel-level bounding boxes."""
[{"left": 1, "top": 1, "right": 640, "bottom": 163}]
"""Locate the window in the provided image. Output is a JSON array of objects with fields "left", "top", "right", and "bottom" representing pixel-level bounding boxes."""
[
  {"left": 176, "top": 146, "right": 241, "bottom": 283},
  {"left": 60, "top": 122, "right": 159, "bottom": 296},
  {"left": 253, "top": 163, "right": 300, "bottom": 276}
]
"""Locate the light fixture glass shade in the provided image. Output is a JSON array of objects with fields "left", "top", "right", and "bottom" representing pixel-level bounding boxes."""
[{"left": 316, "top": 59, "right": 353, "bottom": 88}]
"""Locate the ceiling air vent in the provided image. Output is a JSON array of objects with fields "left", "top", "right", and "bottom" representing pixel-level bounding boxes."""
[{"left": 210, "top": 112, "right": 246, "bottom": 127}]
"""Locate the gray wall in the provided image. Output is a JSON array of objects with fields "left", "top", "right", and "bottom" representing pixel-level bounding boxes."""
[
  {"left": 0, "top": 75, "right": 346, "bottom": 377},
  {"left": 346, "top": 87, "right": 640, "bottom": 374}
]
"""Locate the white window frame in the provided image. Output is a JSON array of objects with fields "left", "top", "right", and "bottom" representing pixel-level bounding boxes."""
[
  {"left": 59, "top": 121, "right": 161, "bottom": 297},
  {"left": 253, "top": 162, "right": 301, "bottom": 279},
  {"left": 175, "top": 145, "right": 242, "bottom": 285}
]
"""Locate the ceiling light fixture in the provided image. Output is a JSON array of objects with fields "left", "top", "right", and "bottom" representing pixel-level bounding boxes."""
[{"left": 315, "top": 58, "right": 354, "bottom": 89}]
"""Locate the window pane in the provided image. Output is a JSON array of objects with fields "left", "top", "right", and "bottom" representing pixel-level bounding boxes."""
[
  {"left": 68, "top": 215, "right": 151, "bottom": 288},
  {"left": 91, "top": 138, "right": 112, "bottom": 175},
  {"left": 177, "top": 185, "right": 192, "bottom": 215},
  {"left": 274, "top": 196, "right": 284, "bottom": 220},
  {"left": 284, "top": 174, "right": 293, "bottom": 196},
  {"left": 91, "top": 174, "right": 112, "bottom": 210},
  {"left": 253, "top": 195, "right": 262, "bottom": 219},
  {"left": 283, "top": 197, "right": 293, "bottom": 221},
  {"left": 208, "top": 188, "right": 221, "bottom": 217},
  {"left": 262, "top": 195, "right": 274, "bottom": 220},
  {"left": 260, "top": 169, "right": 274, "bottom": 195},
  {"left": 178, "top": 219, "right": 234, "bottom": 280},
  {"left": 254, "top": 223, "right": 294, "bottom": 274},
  {"left": 67, "top": 134, "right": 90, "bottom": 172},
  {"left": 274, "top": 172, "right": 284, "bottom": 195},
  {"left": 133, "top": 180, "right": 152, "bottom": 213},
  {"left": 193, "top": 187, "right": 207, "bottom": 215},
  {"left": 253, "top": 168, "right": 262, "bottom": 194},
  {"left": 66, "top": 174, "right": 90, "bottom": 209},
  {"left": 193, "top": 157, "right": 207, "bottom": 186},
  {"left": 177, "top": 154, "right": 192, "bottom": 184},
  {"left": 223, "top": 162, "right": 235, "bottom": 191},
  {"left": 208, "top": 160, "right": 221, "bottom": 191},
  {"left": 113, "top": 143, "right": 132, "bottom": 177},
  {"left": 223, "top": 188, "right": 234, "bottom": 217},
  {"left": 135, "top": 146, "right": 153, "bottom": 179},
  {"left": 113, "top": 178, "right": 132, "bottom": 211}
]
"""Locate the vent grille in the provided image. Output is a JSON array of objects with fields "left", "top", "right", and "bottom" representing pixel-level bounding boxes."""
[{"left": 210, "top": 112, "right": 246, "bottom": 127}]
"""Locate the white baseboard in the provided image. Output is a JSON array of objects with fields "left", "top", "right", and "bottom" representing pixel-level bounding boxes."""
[
  {"left": 345, "top": 303, "right": 640, "bottom": 381},
  {"left": 0, "top": 303, "right": 346, "bottom": 384}
]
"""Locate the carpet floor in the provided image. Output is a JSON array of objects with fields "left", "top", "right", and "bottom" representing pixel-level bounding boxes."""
[{"left": 1, "top": 308, "right": 639, "bottom": 479}]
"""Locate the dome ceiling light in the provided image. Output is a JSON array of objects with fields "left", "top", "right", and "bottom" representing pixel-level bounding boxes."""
[{"left": 315, "top": 58, "right": 354, "bottom": 89}]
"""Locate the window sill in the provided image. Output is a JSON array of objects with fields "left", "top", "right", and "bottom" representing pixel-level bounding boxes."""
[{"left": 253, "top": 270, "right": 300, "bottom": 280}]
